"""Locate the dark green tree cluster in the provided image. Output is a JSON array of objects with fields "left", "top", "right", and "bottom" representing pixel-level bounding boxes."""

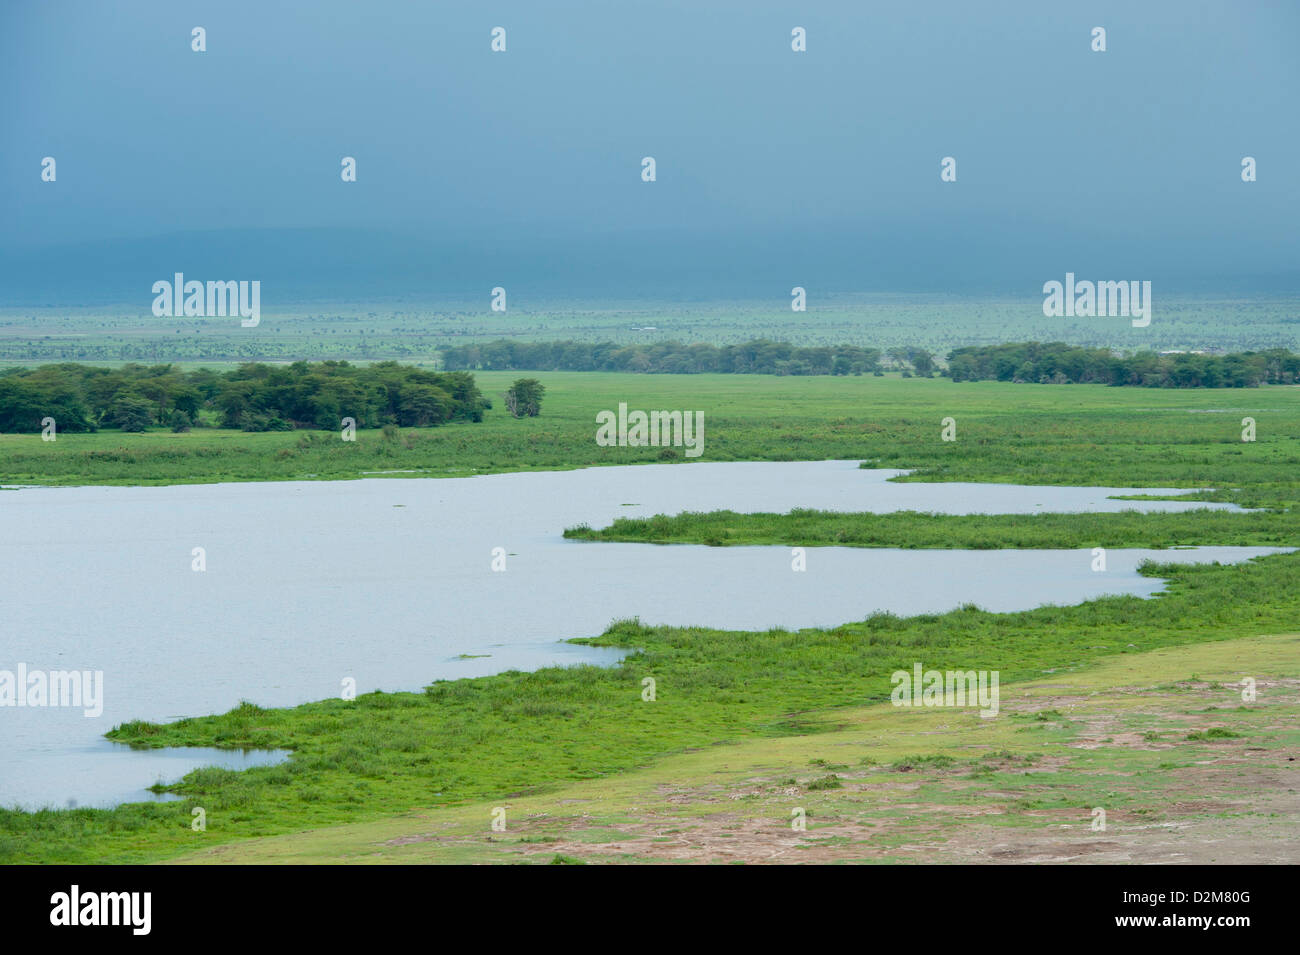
[
  {"left": 0, "top": 361, "right": 489, "bottom": 433},
  {"left": 440, "top": 339, "right": 884, "bottom": 376},
  {"left": 946, "top": 342, "right": 1300, "bottom": 387}
]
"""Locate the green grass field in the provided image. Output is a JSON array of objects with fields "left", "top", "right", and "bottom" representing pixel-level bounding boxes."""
[
  {"left": 2, "top": 372, "right": 1298, "bottom": 864},
  {"left": 3, "top": 373, "right": 1296, "bottom": 500}
]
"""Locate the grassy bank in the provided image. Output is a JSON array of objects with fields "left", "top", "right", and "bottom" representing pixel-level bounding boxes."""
[{"left": 161, "top": 632, "right": 1300, "bottom": 864}]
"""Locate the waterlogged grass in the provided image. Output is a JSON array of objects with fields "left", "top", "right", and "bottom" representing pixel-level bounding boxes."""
[
  {"left": 565, "top": 507, "right": 1299, "bottom": 550},
  {"left": 2, "top": 551, "right": 1299, "bottom": 863},
  {"left": 1, "top": 374, "right": 1297, "bottom": 493}
]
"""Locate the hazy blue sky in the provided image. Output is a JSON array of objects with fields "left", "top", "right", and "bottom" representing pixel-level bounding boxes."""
[{"left": 2, "top": 0, "right": 1297, "bottom": 300}]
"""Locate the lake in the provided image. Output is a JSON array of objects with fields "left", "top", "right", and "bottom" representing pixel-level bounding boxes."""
[{"left": 0, "top": 461, "right": 1286, "bottom": 808}]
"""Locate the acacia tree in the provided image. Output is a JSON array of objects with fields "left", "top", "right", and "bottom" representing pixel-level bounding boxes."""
[
  {"left": 503, "top": 378, "right": 544, "bottom": 417},
  {"left": 112, "top": 396, "right": 155, "bottom": 432}
]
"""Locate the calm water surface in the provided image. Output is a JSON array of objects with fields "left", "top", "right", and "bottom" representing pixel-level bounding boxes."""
[{"left": 0, "top": 461, "right": 1284, "bottom": 808}]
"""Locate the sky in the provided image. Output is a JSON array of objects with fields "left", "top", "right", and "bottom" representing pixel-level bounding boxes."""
[{"left": 1, "top": 0, "right": 1298, "bottom": 301}]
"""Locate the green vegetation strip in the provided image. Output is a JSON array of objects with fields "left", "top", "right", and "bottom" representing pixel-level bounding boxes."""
[{"left": 565, "top": 507, "right": 1297, "bottom": 549}]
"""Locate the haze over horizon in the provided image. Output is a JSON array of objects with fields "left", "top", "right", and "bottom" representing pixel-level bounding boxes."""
[{"left": 3, "top": 0, "right": 1298, "bottom": 303}]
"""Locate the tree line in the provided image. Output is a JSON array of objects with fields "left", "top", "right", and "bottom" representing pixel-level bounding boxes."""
[
  {"left": 439, "top": 337, "right": 1300, "bottom": 388},
  {"left": 946, "top": 342, "right": 1300, "bottom": 387},
  {"left": 0, "top": 361, "right": 490, "bottom": 433},
  {"left": 440, "top": 339, "right": 888, "bottom": 376},
  {"left": 4, "top": 342, "right": 1298, "bottom": 435}
]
